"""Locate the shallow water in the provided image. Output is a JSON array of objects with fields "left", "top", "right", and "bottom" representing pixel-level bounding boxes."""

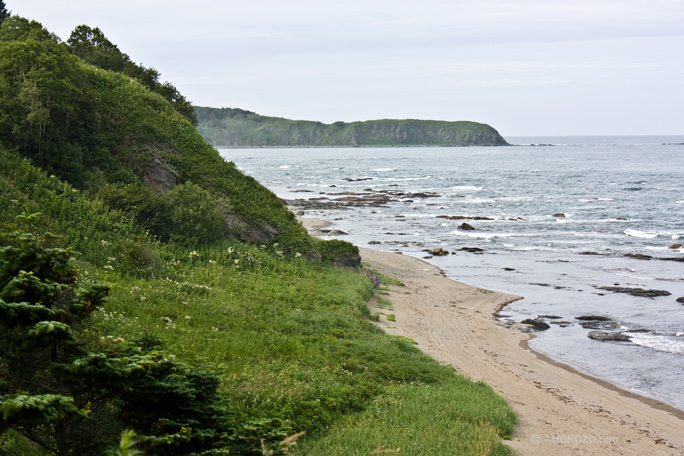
[{"left": 220, "top": 136, "right": 684, "bottom": 410}]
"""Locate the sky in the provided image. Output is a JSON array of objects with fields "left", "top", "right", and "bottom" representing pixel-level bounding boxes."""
[{"left": 7, "top": 0, "right": 684, "bottom": 137}]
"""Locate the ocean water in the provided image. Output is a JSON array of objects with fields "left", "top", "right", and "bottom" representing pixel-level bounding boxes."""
[{"left": 219, "top": 136, "right": 684, "bottom": 411}]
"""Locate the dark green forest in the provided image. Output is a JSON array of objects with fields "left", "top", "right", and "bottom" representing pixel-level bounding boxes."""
[
  {"left": 195, "top": 107, "right": 509, "bottom": 147},
  {"left": 0, "top": 9, "right": 516, "bottom": 455}
]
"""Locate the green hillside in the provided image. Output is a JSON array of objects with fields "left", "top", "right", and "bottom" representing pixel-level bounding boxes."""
[
  {"left": 195, "top": 107, "right": 510, "bottom": 147},
  {"left": 0, "top": 11, "right": 516, "bottom": 456}
]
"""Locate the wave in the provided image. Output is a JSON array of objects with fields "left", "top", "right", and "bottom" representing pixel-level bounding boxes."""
[
  {"left": 451, "top": 186, "right": 482, "bottom": 192},
  {"left": 463, "top": 198, "right": 496, "bottom": 204},
  {"left": 279, "top": 165, "right": 292, "bottom": 169},
  {"left": 629, "top": 333, "right": 684, "bottom": 355},
  {"left": 371, "top": 168, "right": 396, "bottom": 172},
  {"left": 624, "top": 229, "right": 658, "bottom": 239}
]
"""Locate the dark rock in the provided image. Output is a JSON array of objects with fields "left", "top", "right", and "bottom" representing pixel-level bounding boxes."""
[
  {"left": 460, "top": 247, "right": 484, "bottom": 253},
  {"left": 659, "top": 257, "right": 684, "bottom": 262},
  {"left": 332, "top": 253, "right": 361, "bottom": 269},
  {"left": 576, "top": 315, "right": 612, "bottom": 321},
  {"left": 521, "top": 318, "right": 551, "bottom": 330},
  {"left": 428, "top": 248, "right": 450, "bottom": 256},
  {"left": 597, "top": 286, "right": 671, "bottom": 298},
  {"left": 458, "top": 222, "right": 476, "bottom": 231},
  {"left": 668, "top": 244, "right": 682, "bottom": 249},
  {"left": 368, "top": 240, "right": 382, "bottom": 245},
  {"left": 549, "top": 321, "right": 573, "bottom": 327},
  {"left": 363, "top": 269, "right": 382, "bottom": 288},
  {"left": 677, "top": 297, "right": 684, "bottom": 304},
  {"left": 579, "top": 251, "right": 602, "bottom": 256},
  {"left": 539, "top": 315, "right": 562, "bottom": 319},
  {"left": 503, "top": 267, "right": 515, "bottom": 271},
  {"left": 587, "top": 331, "right": 632, "bottom": 342},
  {"left": 625, "top": 253, "right": 653, "bottom": 260},
  {"left": 437, "top": 215, "right": 494, "bottom": 221},
  {"left": 579, "top": 320, "right": 620, "bottom": 330},
  {"left": 552, "top": 213, "right": 565, "bottom": 218},
  {"left": 142, "top": 163, "right": 178, "bottom": 192}
]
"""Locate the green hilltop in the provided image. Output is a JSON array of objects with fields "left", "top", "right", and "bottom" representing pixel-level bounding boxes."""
[
  {"left": 195, "top": 107, "right": 510, "bottom": 147},
  {"left": 0, "top": 11, "right": 516, "bottom": 456}
]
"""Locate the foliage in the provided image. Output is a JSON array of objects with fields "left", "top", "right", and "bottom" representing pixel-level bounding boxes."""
[
  {"left": 0, "top": 216, "right": 291, "bottom": 455},
  {"left": 105, "top": 429, "right": 143, "bottom": 456},
  {"left": 0, "top": 17, "right": 324, "bottom": 255},
  {"left": 0, "top": 212, "right": 126, "bottom": 455},
  {"left": 294, "top": 381, "right": 515, "bottom": 455},
  {"left": 67, "top": 24, "right": 197, "bottom": 126},
  {"left": 194, "top": 107, "right": 510, "bottom": 147},
  {"left": 0, "top": 2, "right": 8, "bottom": 26},
  {"left": 0, "top": 12, "right": 517, "bottom": 456}
]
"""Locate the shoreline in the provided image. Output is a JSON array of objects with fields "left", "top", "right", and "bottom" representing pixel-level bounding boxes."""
[{"left": 299, "top": 216, "right": 684, "bottom": 455}]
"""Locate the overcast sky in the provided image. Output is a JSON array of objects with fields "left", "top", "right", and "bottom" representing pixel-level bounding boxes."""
[{"left": 8, "top": 0, "right": 684, "bottom": 137}]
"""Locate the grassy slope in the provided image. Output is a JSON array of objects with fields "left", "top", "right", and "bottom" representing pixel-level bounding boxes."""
[
  {"left": 0, "top": 20, "right": 516, "bottom": 454},
  {"left": 195, "top": 107, "right": 509, "bottom": 147},
  {"left": 1, "top": 145, "right": 516, "bottom": 454}
]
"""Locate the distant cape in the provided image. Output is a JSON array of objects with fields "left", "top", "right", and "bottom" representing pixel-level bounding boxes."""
[{"left": 194, "top": 107, "right": 509, "bottom": 147}]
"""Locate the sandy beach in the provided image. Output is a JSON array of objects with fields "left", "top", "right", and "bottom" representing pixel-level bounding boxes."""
[{"left": 300, "top": 217, "right": 684, "bottom": 455}]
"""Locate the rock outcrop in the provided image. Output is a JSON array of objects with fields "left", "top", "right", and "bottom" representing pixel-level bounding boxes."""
[{"left": 587, "top": 331, "right": 632, "bottom": 342}]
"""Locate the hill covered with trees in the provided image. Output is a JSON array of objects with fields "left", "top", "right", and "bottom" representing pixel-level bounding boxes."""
[
  {"left": 0, "top": 9, "right": 516, "bottom": 455},
  {"left": 195, "top": 107, "right": 510, "bottom": 147}
]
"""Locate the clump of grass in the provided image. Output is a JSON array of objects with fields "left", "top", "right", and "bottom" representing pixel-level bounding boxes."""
[
  {"left": 386, "top": 314, "right": 396, "bottom": 322},
  {"left": 392, "top": 335, "right": 417, "bottom": 345},
  {"left": 376, "top": 296, "right": 393, "bottom": 309}
]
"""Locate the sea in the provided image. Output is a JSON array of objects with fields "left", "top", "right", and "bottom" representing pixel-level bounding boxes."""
[{"left": 219, "top": 136, "right": 684, "bottom": 411}]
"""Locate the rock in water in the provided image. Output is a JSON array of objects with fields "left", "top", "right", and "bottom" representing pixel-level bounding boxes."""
[
  {"left": 521, "top": 318, "right": 551, "bottom": 330},
  {"left": 458, "top": 222, "right": 476, "bottom": 231},
  {"left": 597, "top": 286, "right": 671, "bottom": 298},
  {"left": 587, "top": 331, "right": 632, "bottom": 342},
  {"left": 428, "top": 247, "right": 450, "bottom": 256}
]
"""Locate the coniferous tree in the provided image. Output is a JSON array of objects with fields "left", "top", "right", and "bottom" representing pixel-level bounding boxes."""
[
  {"left": 0, "top": 212, "right": 151, "bottom": 455},
  {"left": 0, "top": 2, "right": 9, "bottom": 26}
]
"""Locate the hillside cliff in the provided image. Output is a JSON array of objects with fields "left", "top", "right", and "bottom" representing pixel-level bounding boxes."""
[
  {"left": 0, "top": 17, "right": 356, "bottom": 260},
  {"left": 195, "top": 107, "right": 509, "bottom": 147}
]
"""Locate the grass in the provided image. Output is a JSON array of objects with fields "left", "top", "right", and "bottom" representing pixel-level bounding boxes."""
[
  {"left": 1, "top": 147, "right": 517, "bottom": 455},
  {"left": 376, "top": 296, "right": 393, "bottom": 310},
  {"left": 87, "top": 241, "right": 516, "bottom": 452},
  {"left": 293, "top": 381, "right": 514, "bottom": 455}
]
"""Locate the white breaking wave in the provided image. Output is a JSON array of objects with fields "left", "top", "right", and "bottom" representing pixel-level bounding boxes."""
[
  {"left": 371, "top": 168, "right": 396, "bottom": 172},
  {"left": 624, "top": 229, "right": 658, "bottom": 239},
  {"left": 280, "top": 165, "right": 292, "bottom": 169},
  {"left": 629, "top": 333, "right": 684, "bottom": 355},
  {"left": 451, "top": 231, "right": 496, "bottom": 239},
  {"left": 463, "top": 198, "right": 496, "bottom": 204},
  {"left": 451, "top": 186, "right": 482, "bottom": 192}
]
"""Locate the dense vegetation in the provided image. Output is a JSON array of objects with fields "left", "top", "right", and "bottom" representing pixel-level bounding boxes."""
[
  {"left": 195, "top": 107, "right": 509, "bottom": 147},
  {"left": 0, "top": 12, "right": 516, "bottom": 455}
]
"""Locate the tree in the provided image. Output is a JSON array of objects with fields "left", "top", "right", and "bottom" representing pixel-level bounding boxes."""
[
  {"left": 0, "top": 2, "right": 9, "bottom": 26},
  {"left": 0, "top": 212, "right": 152, "bottom": 455},
  {"left": 67, "top": 24, "right": 197, "bottom": 126},
  {"left": 0, "top": 212, "right": 291, "bottom": 455}
]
